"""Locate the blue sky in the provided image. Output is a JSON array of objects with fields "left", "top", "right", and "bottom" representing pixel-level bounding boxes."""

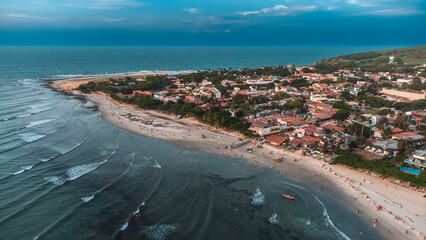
[{"left": 0, "top": 0, "right": 425, "bottom": 46}]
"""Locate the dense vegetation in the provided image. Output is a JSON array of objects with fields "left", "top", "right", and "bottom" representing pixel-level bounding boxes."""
[
  {"left": 78, "top": 80, "right": 254, "bottom": 136},
  {"left": 332, "top": 152, "right": 426, "bottom": 187},
  {"left": 315, "top": 46, "right": 426, "bottom": 73}
]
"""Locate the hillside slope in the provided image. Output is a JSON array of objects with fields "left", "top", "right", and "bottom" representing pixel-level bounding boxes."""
[{"left": 315, "top": 46, "right": 426, "bottom": 72}]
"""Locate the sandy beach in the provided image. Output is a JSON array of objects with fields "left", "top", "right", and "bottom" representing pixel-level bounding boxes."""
[{"left": 51, "top": 78, "right": 426, "bottom": 240}]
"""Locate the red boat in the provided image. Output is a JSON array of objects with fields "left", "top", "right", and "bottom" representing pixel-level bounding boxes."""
[{"left": 282, "top": 194, "right": 295, "bottom": 200}]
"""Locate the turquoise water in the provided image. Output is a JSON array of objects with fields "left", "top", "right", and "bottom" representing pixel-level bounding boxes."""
[
  {"left": 0, "top": 47, "right": 389, "bottom": 240},
  {"left": 400, "top": 166, "right": 422, "bottom": 175}
]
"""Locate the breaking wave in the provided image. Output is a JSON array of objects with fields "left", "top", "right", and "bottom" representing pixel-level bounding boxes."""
[
  {"left": 268, "top": 213, "right": 279, "bottom": 225},
  {"left": 142, "top": 224, "right": 178, "bottom": 240},
  {"left": 250, "top": 188, "right": 265, "bottom": 206},
  {"left": 152, "top": 160, "right": 161, "bottom": 169},
  {"left": 20, "top": 132, "right": 46, "bottom": 143},
  {"left": 45, "top": 160, "right": 108, "bottom": 186},
  {"left": 17, "top": 113, "right": 31, "bottom": 118},
  {"left": 313, "top": 196, "right": 350, "bottom": 240},
  {"left": 81, "top": 195, "right": 94, "bottom": 203},
  {"left": 279, "top": 180, "right": 350, "bottom": 239},
  {"left": 51, "top": 132, "right": 89, "bottom": 154},
  {"left": 26, "top": 119, "right": 55, "bottom": 128},
  {"left": 120, "top": 222, "right": 129, "bottom": 231},
  {"left": 11, "top": 165, "right": 34, "bottom": 175}
]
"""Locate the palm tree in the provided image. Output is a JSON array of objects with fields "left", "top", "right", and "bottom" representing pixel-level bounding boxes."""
[{"left": 383, "top": 127, "right": 393, "bottom": 140}]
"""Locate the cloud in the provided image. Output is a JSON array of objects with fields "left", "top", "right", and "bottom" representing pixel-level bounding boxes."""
[
  {"left": 346, "top": 0, "right": 375, "bottom": 7},
  {"left": 86, "top": 0, "right": 145, "bottom": 10},
  {"left": 326, "top": 6, "right": 338, "bottom": 11},
  {"left": 237, "top": 5, "right": 316, "bottom": 16},
  {"left": 354, "top": 8, "right": 423, "bottom": 16},
  {"left": 103, "top": 18, "right": 126, "bottom": 22},
  {"left": 4, "top": 14, "right": 49, "bottom": 20},
  {"left": 184, "top": 8, "right": 200, "bottom": 14},
  {"left": 236, "top": 11, "right": 260, "bottom": 16},
  {"left": 202, "top": 16, "right": 246, "bottom": 25}
]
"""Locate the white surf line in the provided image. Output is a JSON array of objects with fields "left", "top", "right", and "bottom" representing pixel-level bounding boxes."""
[
  {"left": 81, "top": 152, "right": 135, "bottom": 203},
  {"left": 34, "top": 152, "right": 122, "bottom": 240},
  {"left": 280, "top": 180, "right": 351, "bottom": 240}
]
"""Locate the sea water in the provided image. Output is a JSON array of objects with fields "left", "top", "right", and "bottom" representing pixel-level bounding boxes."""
[{"left": 0, "top": 46, "right": 389, "bottom": 239}]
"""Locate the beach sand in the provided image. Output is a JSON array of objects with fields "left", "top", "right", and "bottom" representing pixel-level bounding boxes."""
[{"left": 51, "top": 78, "right": 426, "bottom": 240}]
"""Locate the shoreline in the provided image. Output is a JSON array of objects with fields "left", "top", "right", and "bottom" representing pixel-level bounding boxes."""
[{"left": 50, "top": 77, "right": 426, "bottom": 240}]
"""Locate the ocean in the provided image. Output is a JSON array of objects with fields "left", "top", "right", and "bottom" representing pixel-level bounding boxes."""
[{"left": 0, "top": 46, "right": 391, "bottom": 240}]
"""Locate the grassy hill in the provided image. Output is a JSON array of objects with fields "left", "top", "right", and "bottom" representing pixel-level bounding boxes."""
[{"left": 315, "top": 45, "right": 426, "bottom": 72}]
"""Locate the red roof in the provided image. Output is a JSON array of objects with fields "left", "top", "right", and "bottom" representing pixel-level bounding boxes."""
[
  {"left": 289, "top": 138, "right": 304, "bottom": 146},
  {"left": 391, "top": 128, "right": 404, "bottom": 133},
  {"left": 302, "top": 135, "right": 321, "bottom": 144},
  {"left": 266, "top": 135, "right": 289, "bottom": 145},
  {"left": 392, "top": 132, "right": 419, "bottom": 139},
  {"left": 322, "top": 124, "right": 344, "bottom": 132},
  {"left": 309, "top": 101, "right": 330, "bottom": 107},
  {"left": 133, "top": 90, "right": 153, "bottom": 96}
]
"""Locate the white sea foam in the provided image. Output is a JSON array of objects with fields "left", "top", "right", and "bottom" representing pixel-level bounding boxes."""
[
  {"left": 314, "top": 196, "right": 350, "bottom": 240},
  {"left": 44, "top": 176, "right": 67, "bottom": 185},
  {"left": 45, "top": 160, "right": 108, "bottom": 186},
  {"left": 99, "top": 150, "right": 115, "bottom": 157},
  {"left": 12, "top": 169, "right": 26, "bottom": 175},
  {"left": 134, "top": 209, "right": 140, "bottom": 215},
  {"left": 30, "top": 103, "right": 50, "bottom": 109},
  {"left": 26, "top": 119, "right": 55, "bottom": 128},
  {"left": 120, "top": 222, "right": 129, "bottom": 231},
  {"left": 17, "top": 113, "right": 31, "bottom": 118},
  {"left": 152, "top": 160, "right": 161, "bottom": 169},
  {"left": 27, "top": 106, "right": 53, "bottom": 114},
  {"left": 250, "top": 188, "right": 265, "bottom": 206},
  {"left": 20, "top": 132, "right": 46, "bottom": 142},
  {"left": 51, "top": 132, "right": 89, "bottom": 154},
  {"left": 142, "top": 224, "right": 177, "bottom": 240},
  {"left": 279, "top": 180, "right": 350, "bottom": 239},
  {"left": 41, "top": 155, "right": 58, "bottom": 162},
  {"left": 66, "top": 160, "right": 107, "bottom": 181},
  {"left": 268, "top": 213, "right": 279, "bottom": 225},
  {"left": 81, "top": 195, "right": 94, "bottom": 202}
]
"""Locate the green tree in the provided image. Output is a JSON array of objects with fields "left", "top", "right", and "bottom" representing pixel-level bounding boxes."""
[{"left": 332, "top": 109, "right": 350, "bottom": 121}]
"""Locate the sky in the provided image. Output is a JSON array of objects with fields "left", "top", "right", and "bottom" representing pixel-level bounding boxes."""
[{"left": 0, "top": 0, "right": 425, "bottom": 46}]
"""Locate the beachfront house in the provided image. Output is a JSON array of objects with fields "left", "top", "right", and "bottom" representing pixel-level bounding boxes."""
[
  {"left": 392, "top": 132, "right": 425, "bottom": 147},
  {"left": 265, "top": 134, "right": 289, "bottom": 146},
  {"left": 248, "top": 121, "right": 283, "bottom": 136},
  {"left": 404, "top": 149, "right": 426, "bottom": 172}
]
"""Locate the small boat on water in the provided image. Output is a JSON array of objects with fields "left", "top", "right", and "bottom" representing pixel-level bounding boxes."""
[{"left": 282, "top": 194, "right": 295, "bottom": 200}]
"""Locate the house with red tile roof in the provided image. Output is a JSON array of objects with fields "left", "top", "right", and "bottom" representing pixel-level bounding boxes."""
[
  {"left": 265, "top": 135, "right": 289, "bottom": 146},
  {"left": 301, "top": 135, "right": 321, "bottom": 147},
  {"left": 322, "top": 124, "right": 344, "bottom": 132},
  {"left": 289, "top": 138, "right": 304, "bottom": 148},
  {"left": 307, "top": 101, "right": 333, "bottom": 110},
  {"left": 391, "top": 128, "right": 404, "bottom": 134},
  {"left": 133, "top": 90, "right": 153, "bottom": 96}
]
